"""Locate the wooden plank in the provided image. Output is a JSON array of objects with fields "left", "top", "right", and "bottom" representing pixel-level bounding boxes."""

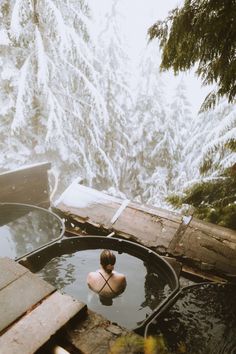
[
  {"left": 181, "top": 264, "right": 227, "bottom": 283},
  {"left": 128, "top": 201, "right": 182, "bottom": 223},
  {"left": 0, "top": 162, "right": 51, "bottom": 177},
  {"left": 169, "top": 217, "right": 236, "bottom": 276},
  {"left": 112, "top": 206, "right": 180, "bottom": 249},
  {"left": 57, "top": 201, "right": 119, "bottom": 228},
  {"left": 55, "top": 183, "right": 182, "bottom": 250},
  {"left": 0, "top": 162, "right": 51, "bottom": 208},
  {"left": 55, "top": 181, "right": 121, "bottom": 228},
  {"left": 0, "top": 291, "right": 87, "bottom": 354},
  {"left": 0, "top": 271, "right": 55, "bottom": 333},
  {"left": 0, "top": 258, "right": 28, "bottom": 290}
]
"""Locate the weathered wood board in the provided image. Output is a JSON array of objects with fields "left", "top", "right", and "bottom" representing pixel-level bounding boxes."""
[
  {"left": 0, "top": 162, "right": 51, "bottom": 208},
  {"left": 55, "top": 181, "right": 182, "bottom": 250},
  {"left": 170, "top": 217, "right": 236, "bottom": 276},
  {"left": 55, "top": 182, "right": 236, "bottom": 278},
  {"left": 0, "top": 261, "right": 55, "bottom": 333},
  {"left": 0, "top": 291, "right": 87, "bottom": 354},
  {"left": 0, "top": 257, "right": 28, "bottom": 290}
]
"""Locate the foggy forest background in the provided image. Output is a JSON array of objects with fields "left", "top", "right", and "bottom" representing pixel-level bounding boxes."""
[{"left": 0, "top": 0, "right": 235, "bottom": 227}]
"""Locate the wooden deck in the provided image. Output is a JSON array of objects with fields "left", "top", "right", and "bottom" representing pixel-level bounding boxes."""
[
  {"left": 0, "top": 257, "right": 143, "bottom": 354},
  {"left": 0, "top": 162, "right": 51, "bottom": 208},
  {"left": 0, "top": 257, "right": 86, "bottom": 354},
  {"left": 54, "top": 181, "right": 236, "bottom": 280}
]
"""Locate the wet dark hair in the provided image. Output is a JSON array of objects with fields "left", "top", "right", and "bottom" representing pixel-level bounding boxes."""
[
  {"left": 100, "top": 249, "right": 116, "bottom": 267},
  {"left": 99, "top": 295, "right": 113, "bottom": 306}
]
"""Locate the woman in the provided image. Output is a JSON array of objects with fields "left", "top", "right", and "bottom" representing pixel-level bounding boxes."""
[{"left": 87, "top": 250, "right": 126, "bottom": 301}]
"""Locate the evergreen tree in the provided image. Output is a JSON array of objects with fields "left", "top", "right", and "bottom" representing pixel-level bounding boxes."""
[
  {"left": 148, "top": 0, "right": 236, "bottom": 110},
  {"left": 128, "top": 43, "right": 170, "bottom": 207},
  {"left": 169, "top": 80, "right": 193, "bottom": 192},
  {"left": 148, "top": 0, "right": 236, "bottom": 229},
  {"left": 0, "top": 1, "right": 28, "bottom": 170},
  {"left": 168, "top": 167, "right": 236, "bottom": 230},
  {"left": 168, "top": 100, "right": 236, "bottom": 229},
  {"left": 95, "top": 0, "right": 133, "bottom": 192},
  {"left": 198, "top": 100, "right": 236, "bottom": 174},
  {"left": 0, "top": 0, "right": 116, "bottom": 194}
]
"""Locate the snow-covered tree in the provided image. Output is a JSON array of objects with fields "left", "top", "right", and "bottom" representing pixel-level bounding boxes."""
[
  {"left": 169, "top": 80, "right": 194, "bottom": 190},
  {"left": 0, "top": 1, "right": 26, "bottom": 170},
  {"left": 127, "top": 43, "right": 170, "bottom": 206},
  {"left": 0, "top": 0, "right": 116, "bottom": 194},
  {"left": 168, "top": 99, "right": 236, "bottom": 229},
  {"left": 179, "top": 99, "right": 236, "bottom": 186},
  {"left": 94, "top": 0, "right": 133, "bottom": 192},
  {"left": 198, "top": 100, "right": 236, "bottom": 174}
]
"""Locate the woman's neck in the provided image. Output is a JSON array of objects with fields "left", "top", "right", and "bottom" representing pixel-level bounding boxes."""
[{"left": 101, "top": 267, "right": 112, "bottom": 275}]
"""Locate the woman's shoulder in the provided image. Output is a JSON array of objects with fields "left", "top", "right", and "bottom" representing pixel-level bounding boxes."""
[
  {"left": 113, "top": 271, "right": 126, "bottom": 280},
  {"left": 87, "top": 270, "right": 100, "bottom": 279}
]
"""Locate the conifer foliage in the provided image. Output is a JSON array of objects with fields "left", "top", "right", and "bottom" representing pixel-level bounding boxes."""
[
  {"left": 168, "top": 99, "right": 236, "bottom": 229},
  {"left": 0, "top": 0, "right": 116, "bottom": 192},
  {"left": 168, "top": 167, "right": 236, "bottom": 230},
  {"left": 128, "top": 45, "right": 193, "bottom": 207},
  {"left": 128, "top": 45, "right": 168, "bottom": 206},
  {"left": 148, "top": 0, "right": 236, "bottom": 229},
  {"left": 148, "top": 0, "right": 236, "bottom": 110},
  {"left": 95, "top": 0, "right": 132, "bottom": 191}
]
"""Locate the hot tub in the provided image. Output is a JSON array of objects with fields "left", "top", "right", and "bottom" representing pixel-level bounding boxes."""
[{"left": 18, "top": 235, "right": 179, "bottom": 333}]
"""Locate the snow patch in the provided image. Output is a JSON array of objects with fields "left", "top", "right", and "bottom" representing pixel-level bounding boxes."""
[
  {"left": 0, "top": 29, "right": 10, "bottom": 45},
  {"left": 55, "top": 178, "right": 121, "bottom": 209},
  {"left": 1, "top": 66, "right": 15, "bottom": 80}
]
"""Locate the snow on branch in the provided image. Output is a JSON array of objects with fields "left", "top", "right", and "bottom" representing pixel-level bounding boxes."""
[
  {"left": 45, "top": 90, "right": 65, "bottom": 141},
  {"left": 64, "top": 59, "right": 108, "bottom": 125},
  {"left": 220, "top": 153, "right": 236, "bottom": 169},
  {"left": 10, "top": 0, "right": 33, "bottom": 40},
  {"left": 10, "top": 0, "right": 24, "bottom": 39},
  {"left": 69, "top": 4, "right": 92, "bottom": 34},
  {"left": 0, "top": 29, "right": 10, "bottom": 45},
  {"left": 66, "top": 27, "right": 95, "bottom": 74},
  {"left": 41, "top": 0, "right": 68, "bottom": 55},
  {"left": 97, "top": 146, "right": 118, "bottom": 186},
  {"left": 35, "top": 27, "right": 49, "bottom": 91},
  {"left": 11, "top": 55, "right": 32, "bottom": 131}
]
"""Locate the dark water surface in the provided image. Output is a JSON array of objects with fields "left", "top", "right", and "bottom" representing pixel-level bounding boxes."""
[
  {"left": 147, "top": 283, "right": 236, "bottom": 354},
  {"left": 37, "top": 249, "right": 172, "bottom": 329},
  {"left": 0, "top": 204, "right": 63, "bottom": 259}
]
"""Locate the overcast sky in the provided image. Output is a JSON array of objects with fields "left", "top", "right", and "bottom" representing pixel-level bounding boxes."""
[{"left": 89, "top": 0, "right": 211, "bottom": 115}]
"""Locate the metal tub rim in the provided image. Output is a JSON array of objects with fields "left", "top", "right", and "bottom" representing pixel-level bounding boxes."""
[
  {"left": 19, "top": 235, "right": 180, "bottom": 334},
  {"left": 0, "top": 202, "right": 65, "bottom": 260}
]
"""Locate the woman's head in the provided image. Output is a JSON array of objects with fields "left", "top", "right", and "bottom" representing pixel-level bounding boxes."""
[{"left": 100, "top": 249, "right": 116, "bottom": 273}]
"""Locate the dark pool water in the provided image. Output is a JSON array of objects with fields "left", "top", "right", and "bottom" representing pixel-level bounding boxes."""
[
  {"left": 37, "top": 249, "right": 172, "bottom": 329},
  {"left": 0, "top": 204, "right": 62, "bottom": 259},
  {"left": 146, "top": 283, "right": 236, "bottom": 354}
]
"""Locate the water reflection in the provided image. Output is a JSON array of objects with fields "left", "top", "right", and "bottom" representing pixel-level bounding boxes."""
[
  {"left": 147, "top": 283, "right": 236, "bottom": 354},
  {"left": 142, "top": 262, "right": 172, "bottom": 311},
  {"left": 0, "top": 204, "right": 63, "bottom": 259}
]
